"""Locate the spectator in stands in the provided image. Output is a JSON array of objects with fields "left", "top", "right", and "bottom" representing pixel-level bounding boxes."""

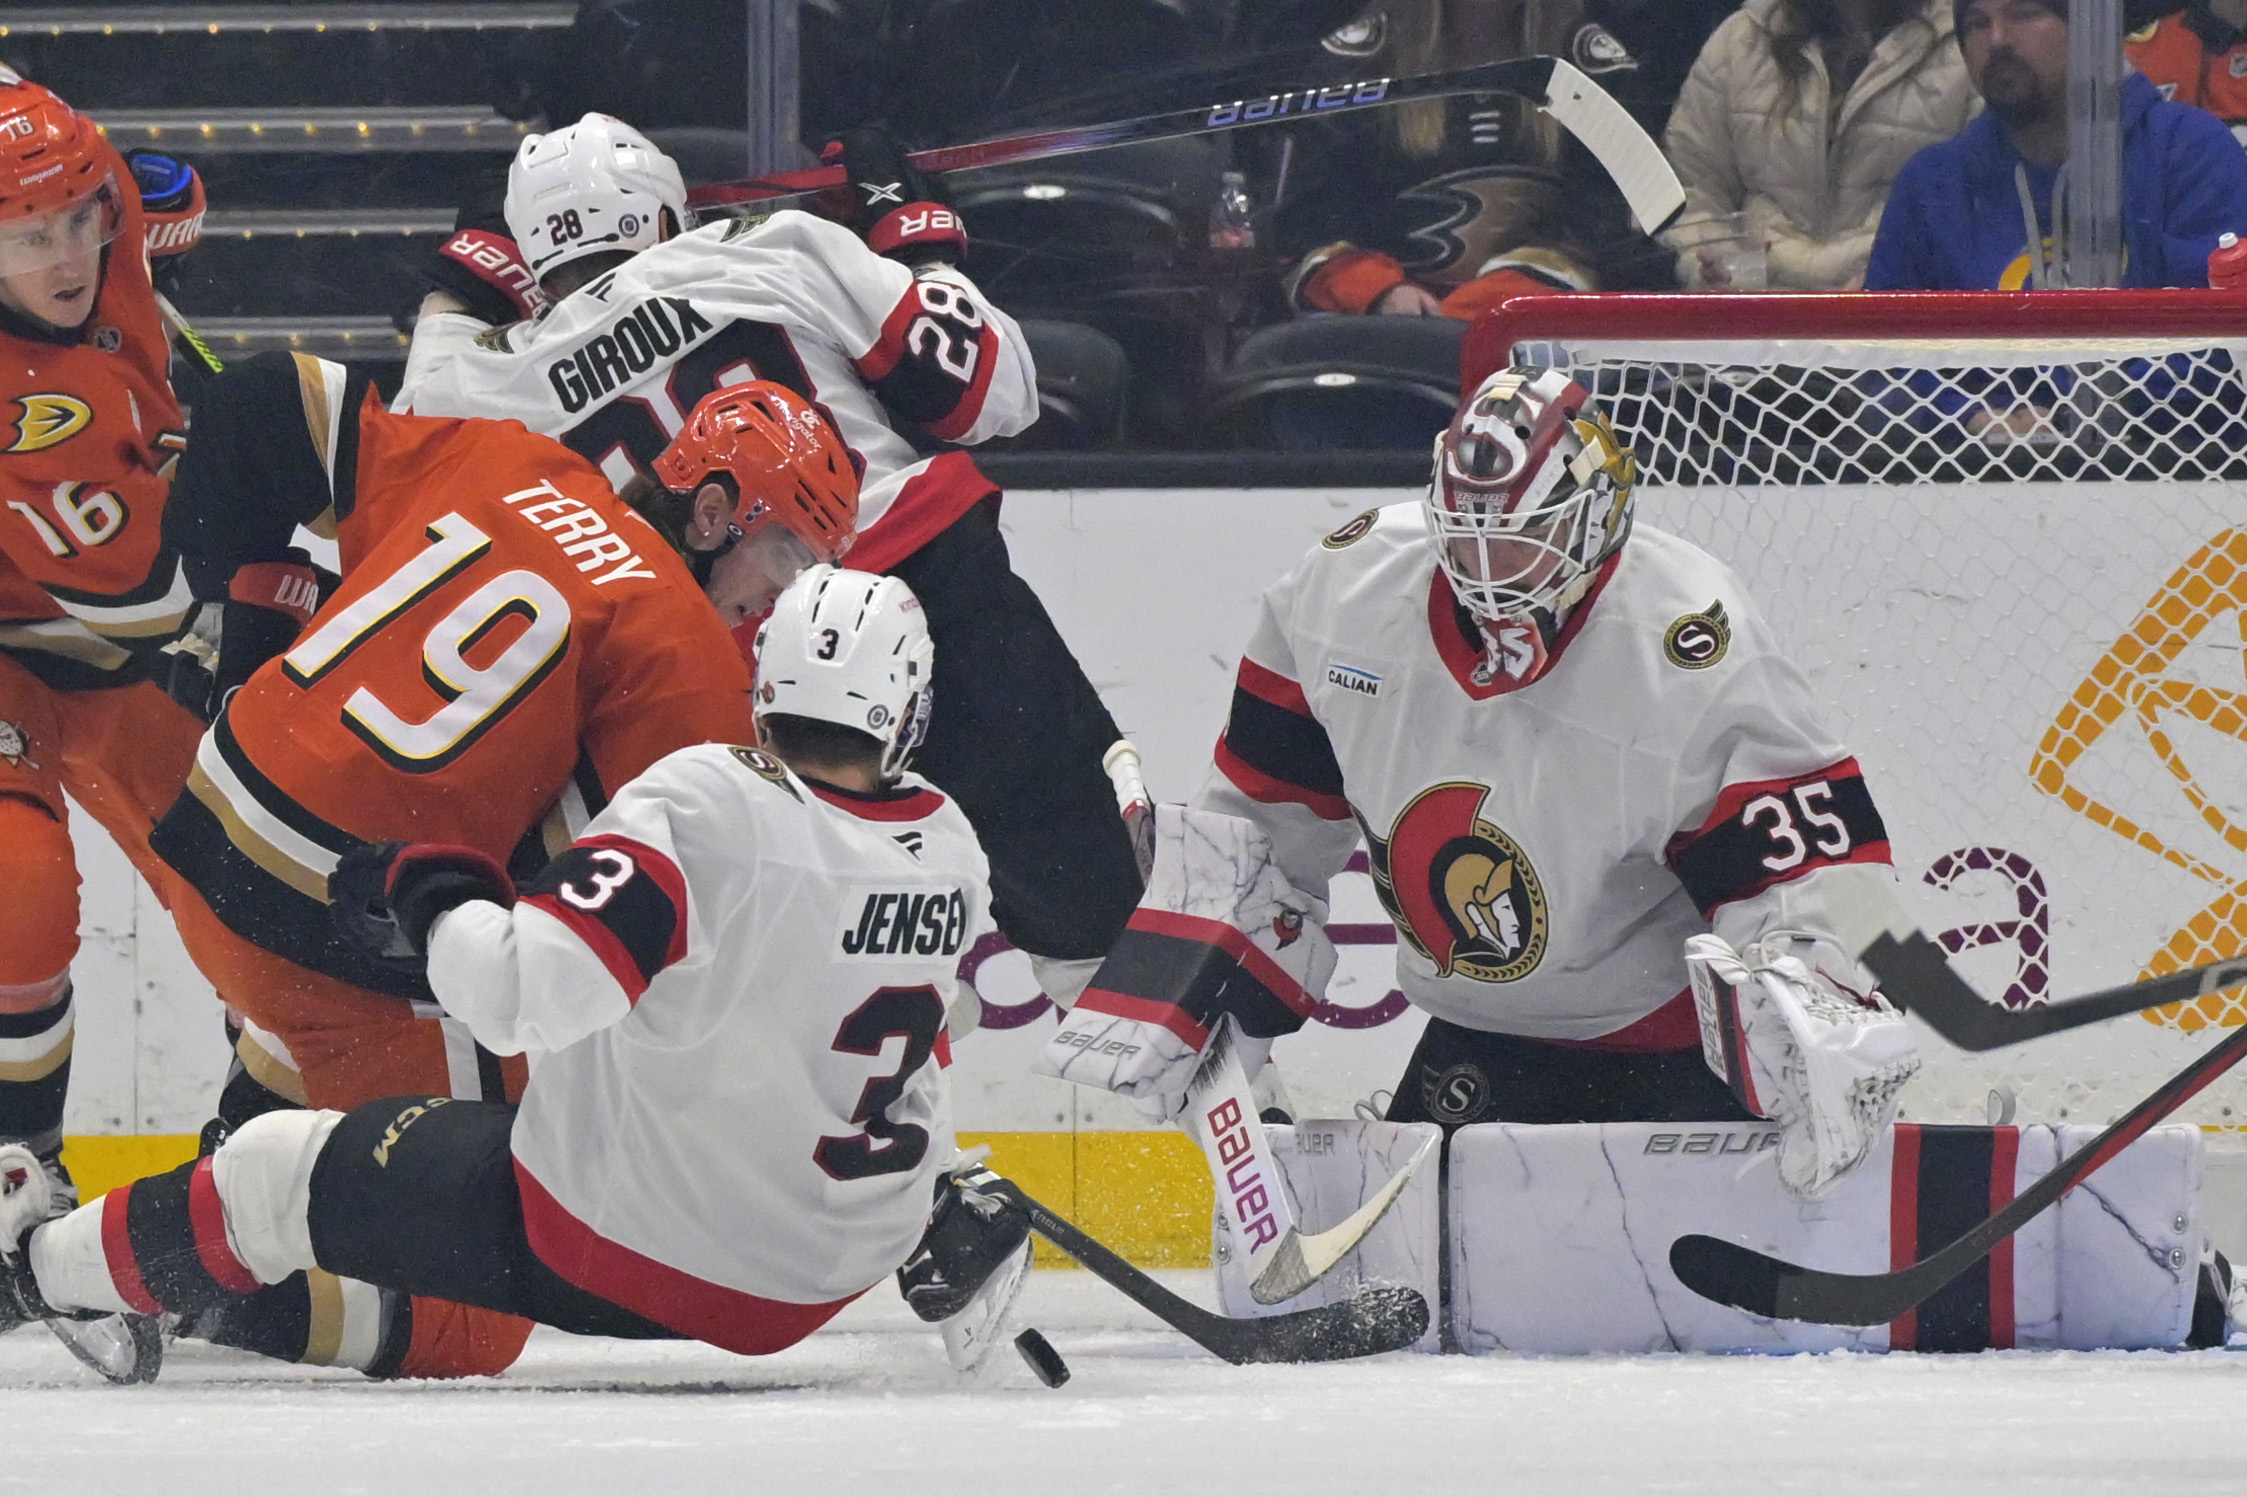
[
  {"left": 2126, "top": 0, "right": 2247, "bottom": 146},
  {"left": 1274, "top": 0, "right": 1667, "bottom": 321},
  {"left": 1865, "top": 0, "right": 2247, "bottom": 288},
  {"left": 1662, "top": 0, "right": 1975, "bottom": 290}
]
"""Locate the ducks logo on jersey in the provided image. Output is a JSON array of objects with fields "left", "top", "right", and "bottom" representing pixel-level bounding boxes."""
[{"left": 1360, "top": 782, "right": 1547, "bottom": 982}]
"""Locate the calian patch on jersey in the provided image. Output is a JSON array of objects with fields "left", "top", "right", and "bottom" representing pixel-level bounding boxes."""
[
  {"left": 1359, "top": 782, "right": 1547, "bottom": 982},
  {"left": 8, "top": 394, "right": 92, "bottom": 454},
  {"left": 838, "top": 884, "right": 970, "bottom": 960}
]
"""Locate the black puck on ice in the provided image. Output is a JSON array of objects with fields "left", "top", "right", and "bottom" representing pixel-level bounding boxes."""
[{"left": 1014, "top": 1326, "right": 1070, "bottom": 1387}]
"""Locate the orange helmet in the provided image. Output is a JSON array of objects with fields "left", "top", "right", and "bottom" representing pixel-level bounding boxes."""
[
  {"left": 0, "top": 77, "right": 109, "bottom": 224},
  {"left": 653, "top": 382, "right": 860, "bottom": 563}
]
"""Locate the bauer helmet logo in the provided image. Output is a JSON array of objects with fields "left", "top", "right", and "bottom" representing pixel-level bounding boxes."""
[
  {"left": 1360, "top": 783, "right": 1547, "bottom": 983},
  {"left": 7, "top": 394, "right": 90, "bottom": 454},
  {"left": 1664, "top": 601, "right": 1730, "bottom": 670}
]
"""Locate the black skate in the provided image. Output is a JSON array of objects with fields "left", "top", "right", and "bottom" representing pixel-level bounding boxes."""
[{"left": 897, "top": 1155, "right": 1034, "bottom": 1371}]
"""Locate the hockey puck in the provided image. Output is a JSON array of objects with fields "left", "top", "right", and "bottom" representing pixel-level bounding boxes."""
[{"left": 1014, "top": 1327, "right": 1070, "bottom": 1388}]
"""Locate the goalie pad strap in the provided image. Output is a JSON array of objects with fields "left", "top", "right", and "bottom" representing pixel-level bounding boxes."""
[
  {"left": 1078, "top": 908, "right": 1317, "bottom": 1045},
  {"left": 1890, "top": 1124, "right": 2019, "bottom": 1351}
]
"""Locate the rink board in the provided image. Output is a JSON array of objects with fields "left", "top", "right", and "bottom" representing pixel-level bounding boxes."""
[{"left": 55, "top": 480, "right": 2247, "bottom": 1261}]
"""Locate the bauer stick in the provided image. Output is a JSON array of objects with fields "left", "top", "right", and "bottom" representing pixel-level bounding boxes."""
[
  {"left": 991, "top": 1178, "right": 1429, "bottom": 1363},
  {"left": 686, "top": 56, "right": 1685, "bottom": 237},
  {"left": 1863, "top": 929, "right": 2247, "bottom": 1051},
  {"left": 1668, "top": 1018, "right": 2247, "bottom": 1327}
]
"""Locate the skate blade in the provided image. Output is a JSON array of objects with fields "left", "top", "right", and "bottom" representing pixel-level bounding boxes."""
[
  {"left": 46, "top": 1313, "right": 164, "bottom": 1385},
  {"left": 940, "top": 1239, "right": 1032, "bottom": 1374}
]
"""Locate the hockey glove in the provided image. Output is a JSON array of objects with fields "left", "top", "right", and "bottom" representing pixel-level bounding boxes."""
[
  {"left": 330, "top": 841, "right": 515, "bottom": 970},
  {"left": 161, "top": 554, "right": 333, "bottom": 723},
  {"left": 1687, "top": 930, "right": 1921, "bottom": 1200},
  {"left": 819, "top": 127, "right": 967, "bottom": 266},
  {"left": 424, "top": 201, "right": 546, "bottom": 326},
  {"left": 127, "top": 151, "right": 205, "bottom": 260},
  {"left": 1035, "top": 805, "right": 1332, "bottom": 1120}
]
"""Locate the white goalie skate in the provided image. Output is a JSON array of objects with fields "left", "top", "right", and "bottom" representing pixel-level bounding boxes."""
[{"left": 0, "top": 1144, "right": 163, "bottom": 1384}]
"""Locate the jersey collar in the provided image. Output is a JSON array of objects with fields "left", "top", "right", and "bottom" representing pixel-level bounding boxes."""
[
  {"left": 1424, "top": 549, "right": 1621, "bottom": 701},
  {"left": 803, "top": 776, "right": 948, "bottom": 823}
]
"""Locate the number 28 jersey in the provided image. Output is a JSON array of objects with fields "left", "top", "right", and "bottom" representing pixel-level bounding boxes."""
[
  {"left": 154, "top": 375, "right": 755, "bottom": 1000},
  {"left": 1197, "top": 505, "right": 1897, "bottom": 1043},
  {"left": 428, "top": 744, "right": 992, "bottom": 1349}
]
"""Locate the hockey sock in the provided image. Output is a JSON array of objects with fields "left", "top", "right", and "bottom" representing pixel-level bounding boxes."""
[
  {"left": 180, "top": 1270, "right": 414, "bottom": 1375},
  {"left": 31, "top": 1156, "right": 258, "bottom": 1318},
  {"left": 0, "top": 987, "right": 73, "bottom": 1159}
]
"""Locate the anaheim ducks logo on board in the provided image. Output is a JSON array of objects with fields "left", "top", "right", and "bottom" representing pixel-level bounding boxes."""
[
  {"left": 1359, "top": 782, "right": 1546, "bottom": 982},
  {"left": 7, "top": 394, "right": 91, "bottom": 454}
]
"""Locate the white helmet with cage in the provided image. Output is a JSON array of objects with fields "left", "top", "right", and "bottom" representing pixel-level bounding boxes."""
[
  {"left": 754, "top": 566, "right": 936, "bottom": 782},
  {"left": 1427, "top": 366, "right": 1637, "bottom": 631},
  {"left": 503, "top": 113, "right": 690, "bottom": 280}
]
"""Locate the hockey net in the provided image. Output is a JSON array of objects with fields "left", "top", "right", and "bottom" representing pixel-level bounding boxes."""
[{"left": 1468, "top": 292, "right": 2247, "bottom": 1126}]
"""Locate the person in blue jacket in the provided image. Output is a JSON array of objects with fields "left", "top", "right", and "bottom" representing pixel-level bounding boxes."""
[{"left": 1865, "top": 0, "right": 2247, "bottom": 290}]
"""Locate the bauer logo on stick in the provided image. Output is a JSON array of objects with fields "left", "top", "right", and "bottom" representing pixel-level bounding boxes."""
[{"left": 1664, "top": 600, "right": 1730, "bottom": 670}]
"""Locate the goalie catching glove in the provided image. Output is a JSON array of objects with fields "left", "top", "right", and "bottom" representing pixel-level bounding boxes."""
[
  {"left": 1035, "top": 805, "right": 1334, "bottom": 1120},
  {"left": 1687, "top": 930, "right": 1920, "bottom": 1200}
]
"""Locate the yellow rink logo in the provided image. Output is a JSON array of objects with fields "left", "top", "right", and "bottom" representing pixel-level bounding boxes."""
[{"left": 2031, "top": 528, "right": 2247, "bottom": 1029}]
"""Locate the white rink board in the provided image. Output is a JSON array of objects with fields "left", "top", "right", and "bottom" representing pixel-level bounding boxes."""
[{"left": 59, "top": 481, "right": 2247, "bottom": 1135}]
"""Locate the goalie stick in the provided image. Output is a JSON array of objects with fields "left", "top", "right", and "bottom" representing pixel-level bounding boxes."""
[
  {"left": 1863, "top": 928, "right": 2247, "bottom": 1051},
  {"left": 685, "top": 57, "right": 1685, "bottom": 237},
  {"left": 993, "top": 1179, "right": 1429, "bottom": 1364},
  {"left": 1667, "top": 1018, "right": 2247, "bottom": 1327}
]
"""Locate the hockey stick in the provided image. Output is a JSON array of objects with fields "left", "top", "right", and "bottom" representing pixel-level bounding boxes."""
[
  {"left": 1668, "top": 1018, "right": 2247, "bottom": 1327},
  {"left": 685, "top": 57, "right": 1685, "bottom": 236},
  {"left": 1863, "top": 928, "right": 2247, "bottom": 1052},
  {"left": 1186, "top": 1022, "right": 1434, "bottom": 1304},
  {"left": 994, "top": 1180, "right": 1429, "bottom": 1363}
]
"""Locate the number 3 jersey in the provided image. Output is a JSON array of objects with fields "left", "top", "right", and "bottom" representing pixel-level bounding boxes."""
[
  {"left": 152, "top": 357, "right": 756, "bottom": 1000},
  {"left": 428, "top": 743, "right": 992, "bottom": 1334},
  {"left": 1195, "top": 504, "right": 1898, "bottom": 1043},
  {"left": 395, "top": 209, "right": 1037, "bottom": 574}
]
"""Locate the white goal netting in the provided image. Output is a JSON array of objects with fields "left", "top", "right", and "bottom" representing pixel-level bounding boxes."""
[{"left": 1507, "top": 310, "right": 2247, "bottom": 1127}]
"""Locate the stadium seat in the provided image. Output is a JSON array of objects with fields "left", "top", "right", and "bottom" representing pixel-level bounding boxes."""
[
  {"left": 1199, "top": 315, "right": 1467, "bottom": 450},
  {"left": 1000, "top": 320, "right": 1132, "bottom": 451}
]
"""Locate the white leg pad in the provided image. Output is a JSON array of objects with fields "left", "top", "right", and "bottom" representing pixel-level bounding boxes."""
[
  {"left": 212, "top": 1109, "right": 347, "bottom": 1285},
  {"left": 1213, "top": 1119, "right": 1443, "bottom": 1353}
]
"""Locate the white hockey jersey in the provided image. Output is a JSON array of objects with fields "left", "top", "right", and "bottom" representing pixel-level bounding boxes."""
[
  {"left": 1196, "top": 504, "right": 1897, "bottom": 1043},
  {"left": 426, "top": 742, "right": 991, "bottom": 1353},
  {"left": 395, "top": 210, "right": 1038, "bottom": 573}
]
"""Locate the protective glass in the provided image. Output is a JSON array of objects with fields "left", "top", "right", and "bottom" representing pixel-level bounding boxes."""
[{"left": 0, "top": 176, "right": 120, "bottom": 278}]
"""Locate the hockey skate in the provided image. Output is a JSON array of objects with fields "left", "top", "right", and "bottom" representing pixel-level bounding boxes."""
[
  {"left": 897, "top": 1153, "right": 1033, "bottom": 1372},
  {"left": 0, "top": 1144, "right": 163, "bottom": 1384}
]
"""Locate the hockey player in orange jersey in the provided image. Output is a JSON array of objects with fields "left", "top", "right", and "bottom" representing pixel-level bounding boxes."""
[
  {"left": 0, "top": 65, "right": 224, "bottom": 1245},
  {"left": 147, "top": 360, "right": 855, "bottom": 1378}
]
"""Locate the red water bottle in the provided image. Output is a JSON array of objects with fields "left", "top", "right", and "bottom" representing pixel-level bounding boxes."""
[{"left": 2210, "top": 232, "right": 2247, "bottom": 289}]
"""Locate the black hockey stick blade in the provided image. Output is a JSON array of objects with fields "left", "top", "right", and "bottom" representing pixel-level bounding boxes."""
[
  {"left": 1867, "top": 929, "right": 2247, "bottom": 1051},
  {"left": 1669, "top": 1019, "right": 2247, "bottom": 1326},
  {"left": 690, "top": 57, "right": 1684, "bottom": 235},
  {"left": 1000, "top": 1182, "right": 1427, "bottom": 1364}
]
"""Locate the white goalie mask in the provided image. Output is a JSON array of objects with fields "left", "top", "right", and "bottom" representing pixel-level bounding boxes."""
[
  {"left": 1427, "top": 367, "right": 1637, "bottom": 630},
  {"left": 503, "top": 113, "right": 690, "bottom": 280},
  {"left": 754, "top": 566, "right": 936, "bottom": 782}
]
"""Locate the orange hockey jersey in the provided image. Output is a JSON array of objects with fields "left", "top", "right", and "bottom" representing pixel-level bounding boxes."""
[
  {"left": 152, "top": 356, "right": 755, "bottom": 998},
  {"left": 0, "top": 138, "right": 192, "bottom": 690}
]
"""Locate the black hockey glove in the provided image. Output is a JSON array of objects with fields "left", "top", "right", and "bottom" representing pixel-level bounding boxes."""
[
  {"left": 423, "top": 199, "right": 546, "bottom": 326},
  {"left": 819, "top": 127, "right": 968, "bottom": 267},
  {"left": 162, "top": 551, "right": 335, "bottom": 724},
  {"left": 331, "top": 841, "right": 517, "bottom": 970}
]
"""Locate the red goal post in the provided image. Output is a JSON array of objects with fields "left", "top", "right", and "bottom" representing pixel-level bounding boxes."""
[{"left": 1457, "top": 290, "right": 2247, "bottom": 1126}]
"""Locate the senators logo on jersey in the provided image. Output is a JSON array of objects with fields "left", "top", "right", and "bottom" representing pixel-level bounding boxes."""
[
  {"left": 1360, "top": 781, "right": 1547, "bottom": 982},
  {"left": 7, "top": 394, "right": 91, "bottom": 454}
]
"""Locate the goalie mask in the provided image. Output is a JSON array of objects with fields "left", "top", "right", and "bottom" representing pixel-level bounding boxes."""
[
  {"left": 1427, "top": 367, "right": 1636, "bottom": 647},
  {"left": 754, "top": 566, "right": 935, "bottom": 783},
  {"left": 503, "top": 113, "right": 690, "bottom": 280}
]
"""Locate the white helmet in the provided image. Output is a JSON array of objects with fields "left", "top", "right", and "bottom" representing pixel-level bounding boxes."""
[
  {"left": 503, "top": 113, "right": 690, "bottom": 279},
  {"left": 754, "top": 566, "right": 936, "bottom": 782}
]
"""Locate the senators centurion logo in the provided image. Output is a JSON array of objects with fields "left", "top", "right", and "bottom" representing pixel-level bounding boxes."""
[{"left": 1360, "top": 782, "right": 1547, "bottom": 983}]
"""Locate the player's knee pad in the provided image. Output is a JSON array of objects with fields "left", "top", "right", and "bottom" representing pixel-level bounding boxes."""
[
  {"left": 210, "top": 1107, "right": 347, "bottom": 1284},
  {"left": 0, "top": 795, "right": 77, "bottom": 992}
]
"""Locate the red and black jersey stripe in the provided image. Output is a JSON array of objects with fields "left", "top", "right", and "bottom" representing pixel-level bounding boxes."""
[
  {"left": 1077, "top": 908, "right": 1317, "bottom": 1048},
  {"left": 101, "top": 1156, "right": 262, "bottom": 1316},
  {"left": 520, "top": 834, "right": 688, "bottom": 1003},
  {"left": 1889, "top": 1124, "right": 2020, "bottom": 1351},
  {"left": 1664, "top": 757, "right": 1891, "bottom": 916},
  {"left": 854, "top": 277, "right": 999, "bottom": 439},
  {"left": 1212, "top": 658, "right": 1349, "bottom": 821}
]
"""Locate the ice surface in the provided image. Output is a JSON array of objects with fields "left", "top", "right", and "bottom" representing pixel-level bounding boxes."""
[{"left": 6, "top": 1268, "right": 2245, "bottom": 1496}]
